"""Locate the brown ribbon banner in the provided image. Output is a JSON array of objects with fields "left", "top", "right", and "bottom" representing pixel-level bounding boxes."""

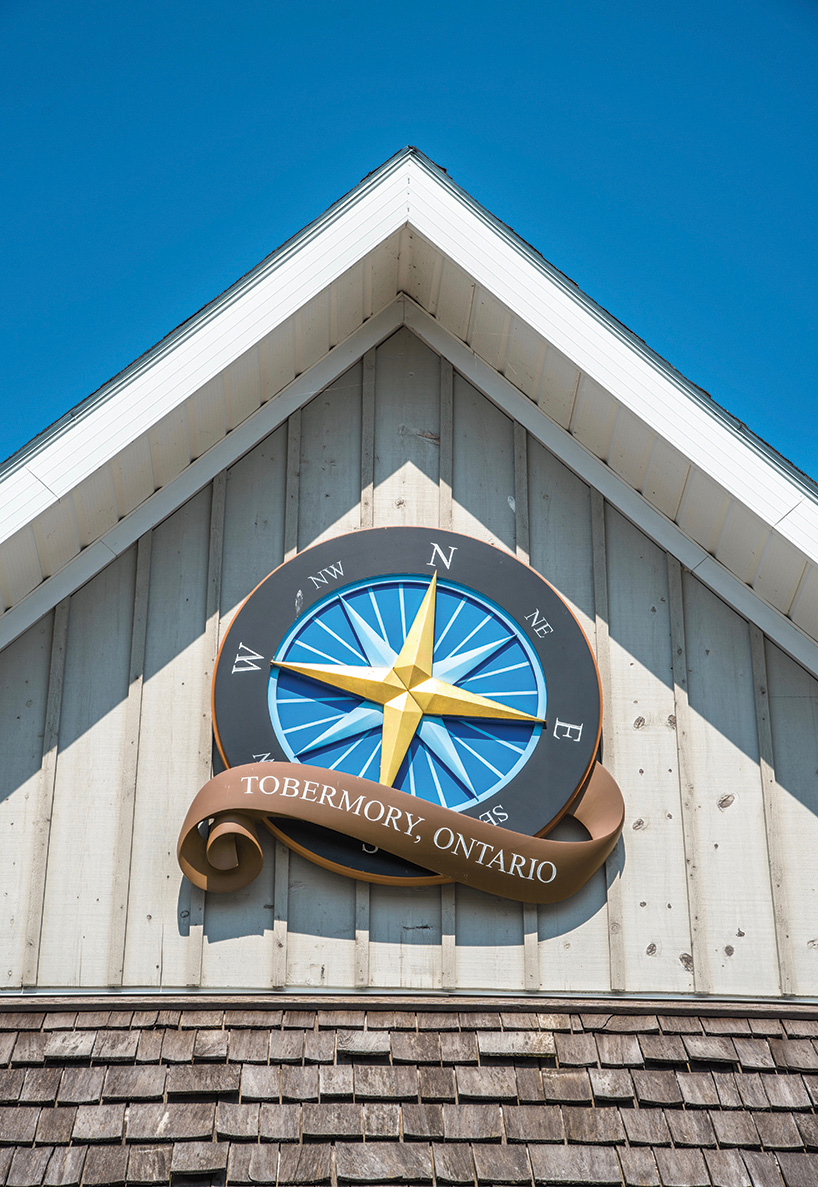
[{"left": 178, "top": 762, "right": 624, "bottom": 904}]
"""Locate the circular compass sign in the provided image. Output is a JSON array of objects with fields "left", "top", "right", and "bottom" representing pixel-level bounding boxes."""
[{"left": 212, "top": 528, "right": 602, "bottom": 884}]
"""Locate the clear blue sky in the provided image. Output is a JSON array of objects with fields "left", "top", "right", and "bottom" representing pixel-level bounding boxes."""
[{"left": 2, "top": 0, "right": 817, "bottom": 478}]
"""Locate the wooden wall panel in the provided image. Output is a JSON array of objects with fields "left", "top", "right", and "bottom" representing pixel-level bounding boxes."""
[
  {"left": 680, "top": 574, "right": 780, "bottom": 996},
  {"left": 2, "top": 329, "right": 817, "bottom": 998},
  {"left": 200, "top": 427, "right": 289, "bottom": 989},
  {"left": 526, "top": 438, "right": 610, "bottom": 992},
  {"left": 0, "top": 613, "right": 54, "bottom": 987},
  {"left": 764, "top": 641, "right": 818, "bottom": 995},
  {"left": 38, "top": 551, "right": 136, "bottom": 986},
  {"left": 604, "top": 509, "right": 693, "bottom": 994},
  {"left": 123, "top": 488, "right": 213, "bottom": 987}
]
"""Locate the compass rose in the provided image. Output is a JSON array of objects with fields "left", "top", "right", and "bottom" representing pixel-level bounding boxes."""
[{"left": 271, "top": 573, "right": 545, "bottom": 788}]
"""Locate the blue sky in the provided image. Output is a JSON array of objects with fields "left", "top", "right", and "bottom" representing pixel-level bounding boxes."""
[{"left": 2, "top": 0, "right": 817, "bottom": 478}]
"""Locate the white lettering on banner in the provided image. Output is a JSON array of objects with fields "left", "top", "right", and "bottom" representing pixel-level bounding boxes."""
[
  {"left": 232, "top": 642, "right": 265, "bottom": 674},
  {"left": 252, "top": 752, "right": 272, "bottom": 762},
  {"left": 524, "top": 609, "right": 553, "bottom": 638},
  {"left": 479, "top": 804, "right": 508, "bottom": 826},
  {"left": 427, "top": 542, "right": 458, "bottom": 570},
  {"left": 554, "top": 718, "right": 583, "bottom": 742},
  {"left": 236, "top": 773, "right": 559, "bottom": 881},
  {"left": 308, "top": 562, "right": 344, "bottom": 589}
]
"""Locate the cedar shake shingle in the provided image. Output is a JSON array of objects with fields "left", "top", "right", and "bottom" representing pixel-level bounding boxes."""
[
  {"left": 770, "top": 1040, "right": 818, "bottom": 1073},
  {"left": 477, "top": 1031, "right": 554, "bottom": 1058},
  {"left": 366, "top": 1011, "right": 417, "bottom": 1030},
  {"left": 633, "top": 1068, "right": 683, "bottom": 1105},
  {"left": 125, "top": 1101, "right": 215, "bottom": 1142},
  {"left": 301, "top": 1102, "right": 363, "bottom": 1139},
  {"left": 354, "top": 1065, "right": 417, "bottom": 1100},
  {"left": 71, "top": 1103, "right": 125, "bottom": 1143},
  {"left": 336, "top": 1140, "right": 432, "bottom": 1183},
  {"left": 715, "top": 1072, "right": 743, "bottom": 1109},
  {"left": 20, "top": 1069, "right": 61, "bottom": 1104},
  {"left": 684, "top": 1035, "right": 738, "bottom": 1064},
  {"left": 43, "top": 1145, "right": 86, "bottom": 1187},
  {"left": 432, "top": 1142, "right": 475, "bottom": 1184},
  {"left": 11, "top": 1033, "right": 46, "bottom": 1065},
  {"left": 442, "top": 1104, "right": 502, "bottom": 1142},
  {"left": 775, "top": 1153, "right": 818, "bottom": 1187},
  {"left": 665, "top": 1108, "right": 718, "bottom": 1147},
  {"left": 0, "top": 1014, "right": 44, "bottom": 1031},
  {"left": 278, "top": 1142, "right": 332, "bottom": 1183},
  {"left": 135, "top": 1030, "right": 163, "bottom": 1063},
  {"left": 704, "top": 1149, "right": 752, "bottom": 1187},
  {"left": 529, "top": 1144, "right": 621, "bottom": 1185},
  {"left": 402, "top": 1104, "right": 443, "bottom": 1140},
  {"left": 56, "top": 1068, "right": 103, "bottom": 1105},
  {"left": 215, "top": 1101, "right": 259, "bottom": 1139},
  {"left": 659, "top": 1015, "right": 704, "bottom": 1034},
  {"left": 0, "top": 1105, "right": 40, "bottom": 1144},
  {"left": 620, "top": 1107, "right": 672, "bottom": 1146},
  {"left": 91, "top": 1031, "right": 138, "bottom": 1062},
  {"left": 603, "top": 1014, "right": 660, "bottom": 1033},
  {"left": 281, "top": 1065, "right": 319, "bottom": 1100},
  {"left": 710, "top": 1109, "right": 760, "bottom": 1148},
  {"left": 588, "top": 1067, "right": 634, "bottom": 1102},
  {"left": 192, "top": 1028, "right": 228, "bottom": 1060},
  {"left": 259, "top": 1102, "right": 300, "bottom": 1141},
  {"left": 392, "top": 1033, "right": 441, "bottom": 1063},
  {"left": 102, "top": 1065, "right": 165, "bottom": 1101},
  {"left": 653, "top": 1147, "right": 711, "bottom": 1187},
  {"left": 223, "top": 1009, "right": 283, "bottom": 1028},
  {"left": 0, "top": 1034, "right": 16, "bottom": 1067},
  {"left": 158, "top": 1029, "right": 194, "bottom": 1063},
  {"left": 304, "top": 1030, "right": 335, "bottom": 1063},
  {"left": 0, "top": 1070, "right": 24, "bottom": 1104},
  {"left": 620, "top": 1147, "right": 661, "bottom": 1187},
  {"left": 515, "top": 1068, "right": 544, "bottom": 1102},
  {"left": 35, "top": 1108, "right": 76, "bottom": 1145},
  {"left": 240, "top": 1064, "right": 280, "bottom": 1100},
  {"left": 227, "top": 1028, "right": 268, "bottom": 1063},
  {"left": 283, "top": 1010, "right": 316, "bottom": 1029},
  {"left": 269, "top": 1030, "right": 305, "bottom": 1062},
  {"left": 753, "top": 1112, "right": 803, "bottom": 1150},
  {"left": 337, "top": 1030, "right": 390, "bottom": 1057},
  {"left": 796, "top": 1114, "right": 818, "bottom": 1149},
  {"left": 502, "top": 1104, "right": 564, "bottom": 1143},
  {"left": 741, "top": 1150, "right": 786, "bottom": 1187},
  {"left": 639, "top": 1034, "right": 688, "bottom": 1064},
  {"left": 364, "top": 1101, "right": 400, "bottom": 1138},
  {"left": 737, "top": 1073, "right": 771, "bottom": 1110},
  {"left": 561, "top": 1105, "right": 626, "bottom": 1144},
  {"left": 455, "top": 1066, "right": 517, "bottom": 1100},
  {"left": 555, "top": 1033, "right": 597, "bottom": 1066},
  {"left": 319, "top": 1064, "right": 353, "bottom": 1099},
  {"left": 674, "top": 1073, "right": 712, "bottom": 1106},
  {"left": 169, "top": 1140, "right": 228, "bottom": 1174},
  {"left": 82, "top": 1145, "right": 128, "bottom": 1186},
  {"left": 126, "top": 1145, "right": 172, "bottom": 1185},
  {"left": 500, "top": 1012, "right": 539, "bottom": 1030},
  {"left": 7, "top": 1145, "right": 52, "bottom": 1187},
  {"left": 419, "top": 1067, "right": 456, "bottom": 1101},
  {"left": 178, "top": 1009, "right": 222, "bottom": 1029},
  {"left": 595, "top": 1032, "right": 643, "bottom": 1066},
  {"left": 540, "top": 1069, "right": 592, "bottom": 1103},
  {"left": 43, "top": 1032, "right": 94, "bottom": 1061},
  {"left": 441, "top": 1032, "right": 478, "bottom": 1064},
  {"left": 471, "top": 1144, "right": 531, "bottom": 1184},
  {"left": 732, "top": 1038, "right": 775, "bottom": 1070},
  {"left": 703, "top": 1017, "right": 752, "bottom": 1036},
  {"left": 762, "top": 1074, "right": 811, "bottom": 1111},
  {"left": 166, "top": 1064, "right": 239, "bottom": 1095}
]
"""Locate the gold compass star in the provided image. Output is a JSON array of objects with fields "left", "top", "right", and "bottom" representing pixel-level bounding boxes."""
[{"left": 271, "top": 572, "right": 544, "bottom": 787}]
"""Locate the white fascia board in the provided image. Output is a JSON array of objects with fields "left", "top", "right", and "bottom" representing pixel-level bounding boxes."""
[
  {"left": 404, "top": 158, "right": 818, "bottom": 562},
  {"left": 404, "top": 299, "right": 818, "bottom": 678},
  {"left": 0, "top": 161, "right": 411, "bottom": 546},
  {"left": 0, "top": 301, "right": 405, "bottom": 653}
]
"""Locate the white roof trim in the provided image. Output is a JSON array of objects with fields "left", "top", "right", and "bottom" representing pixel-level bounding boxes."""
[{"left": 1, "top": 147, "right": 817, "bottom": 664}]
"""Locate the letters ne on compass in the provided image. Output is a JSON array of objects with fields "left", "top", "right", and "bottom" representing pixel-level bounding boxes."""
[{"left": 270, "top": 573, "right": 545, "bottom": 788}]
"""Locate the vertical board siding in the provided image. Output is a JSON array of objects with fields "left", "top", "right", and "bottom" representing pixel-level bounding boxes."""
[
  {"left": 680, "top": 573, "right": 780, "bottom": 996},
  {"left": 0, "top": 613, "right": 54, "bottom": 987},
  {"left": 200, "top": 426, "right": 289, "bottom": 988},
  {"left": 38, "top": 551, "right": 136, "bottom": 986},
  {"left": 764, "top": 641, "right": 818, "bottom": 995},
  {"left": 123, "top": 487, "right": 213, "bottom": 987},
  {"left": 298, "top": 363, "right": 363, "bottom": 550},
  {"left": 604, "top": 509, "right": 693, "bottom": 994},
  {"left": 526, "top": 439, "right": 610, "bottom": 992},
  {"left": 286, "top": 363, "right": 364, "bottom": 986},
  {"left": 2, "top": 329, "right": 817, "bottom": 997}
]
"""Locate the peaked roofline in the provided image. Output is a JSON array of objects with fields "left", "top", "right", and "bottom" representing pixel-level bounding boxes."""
[
  {"left": 1, "top": 149, "right": 817, "bottom": 674},
  {"left": 4, "top": 146, "right": 814, "bottom": 502}
]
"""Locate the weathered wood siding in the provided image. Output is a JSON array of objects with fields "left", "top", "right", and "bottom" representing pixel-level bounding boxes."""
[{"left": 2, "top": 327, "right": 817, "bottom": 996}]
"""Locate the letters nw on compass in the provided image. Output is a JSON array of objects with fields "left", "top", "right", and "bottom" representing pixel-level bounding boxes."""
[{"left": 270, "top": 573, "right": 546, "bottom": 791}]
